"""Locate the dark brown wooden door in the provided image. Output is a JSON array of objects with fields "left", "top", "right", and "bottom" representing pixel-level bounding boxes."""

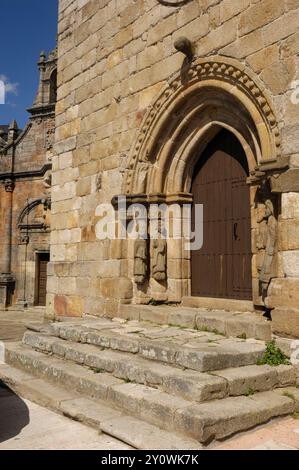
[
  {"left": 191, "top": 130, "right": 252, "bottom": 300},
  {"left": 37, "top": 253, "right": 49, "bottom": 306}
]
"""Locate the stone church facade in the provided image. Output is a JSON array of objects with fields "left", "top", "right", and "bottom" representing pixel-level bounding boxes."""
[
  {"left": 49, "top": 0, "right": 299, "bottom": 337},
  {"left": 0, "top": 49, "right": 57, "bottom": 309}
]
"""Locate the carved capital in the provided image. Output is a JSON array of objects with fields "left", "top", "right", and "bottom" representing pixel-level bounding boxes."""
[{"left": 18, "top": 234, "right": 29, "bottom": 245}]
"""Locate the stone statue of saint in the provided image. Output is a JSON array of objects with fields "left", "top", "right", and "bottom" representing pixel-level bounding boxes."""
[
  {"left": 134, "top": 239, "right": 148, "bottom": 284},
  {"left": 256, "top": 199, "right": 277, "bottom": 296},
  {"left": 151, "top": 238, "right": 167, "bottom": 282}
]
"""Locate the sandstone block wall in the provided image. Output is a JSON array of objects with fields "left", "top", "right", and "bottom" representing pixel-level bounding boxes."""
[{"left": 51, "top": 0, "right": 299, "bottom": 334}]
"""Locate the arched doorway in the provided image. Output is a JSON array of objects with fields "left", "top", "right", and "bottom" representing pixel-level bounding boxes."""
[
  {"left": 123, "top": 57, "right": 280, "bottom": 305},
  {"left": 191, "top": 129, "right": 252, "bottom": 300}
]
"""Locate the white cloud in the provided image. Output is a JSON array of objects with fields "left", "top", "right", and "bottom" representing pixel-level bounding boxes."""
[{"left": 0, "top": 74, "right": 19, "bottom": 95}]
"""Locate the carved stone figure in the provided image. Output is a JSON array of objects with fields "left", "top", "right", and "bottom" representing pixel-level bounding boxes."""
[
  {"left": 134, "top": 239, "right": 148, "bottom": 284},
  {"left": 136, "top": 162, "right": 150, "bottom": 193},
  {"left": 256, "top": 199, "right": 277, "bottom": 297},
  {"left": 43, "top": 171, "right": 52, "bottom": 189},
  {"left": 151, "top": 238, "right": 167, "bottom": 282},
  {"left": 96, "top": 172, "right": 102, "bottom": 191}
]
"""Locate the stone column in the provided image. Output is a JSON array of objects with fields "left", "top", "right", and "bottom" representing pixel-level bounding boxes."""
[
  {"left": 15, "top": 235, "right": 29, "bottom": 309},
  {"left": 0, "top": 179, "right": 15, "bottom": 309}
]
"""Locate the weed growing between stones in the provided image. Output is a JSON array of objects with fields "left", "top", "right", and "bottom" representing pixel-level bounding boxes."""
[
  {"left": 244, "top": 387, "right": 255, "bottom": 397},
  {"left": 283, "top": 391, "right": 295, "bottom": 401},
  {"left": 237, "top": 333, "right": 247, "bottom": 340},
  {"left": 197, "top": 325, "right": 225, "bottom": 336},
  {"left": 90, "top": 367, "right": 104, "bottom": 374},
  {"left": 257, "top": 340, "right": 290, "bottom": 366}
]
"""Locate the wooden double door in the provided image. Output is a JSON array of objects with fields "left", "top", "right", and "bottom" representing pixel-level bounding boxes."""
[{"left": 191, "top": 129, "right": 252, "bottom": 300}]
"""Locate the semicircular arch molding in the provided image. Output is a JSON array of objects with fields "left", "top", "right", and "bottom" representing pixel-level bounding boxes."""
[{"left": 123, "top": 56, "right": 280, "bottom": 195}]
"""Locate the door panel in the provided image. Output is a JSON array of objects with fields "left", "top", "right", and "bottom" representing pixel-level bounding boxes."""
[
  {"left": 191, "top": 130, "right": 252, "bottom": 300},
  {"left": 36, "top": 253, "right": 49, "bottom": 306}
]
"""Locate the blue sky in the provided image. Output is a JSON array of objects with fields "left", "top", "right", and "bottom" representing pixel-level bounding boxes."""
[{"left": 0, "top": 0, "right": 58, "bottom": 129}]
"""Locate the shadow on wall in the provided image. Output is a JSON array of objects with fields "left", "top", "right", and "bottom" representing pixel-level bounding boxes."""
[{"left": 0, "top": 381, "right": 29, "bottom": 443}]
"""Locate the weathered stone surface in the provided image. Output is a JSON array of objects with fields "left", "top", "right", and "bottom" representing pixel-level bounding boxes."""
[
  {"left": 271, "top": 308, "right": 299, "bottom": 338},
  {"left": 276, "top": 365, "right": 297, "bottom": 386},
  {"left": 0, "top": 50, "right": 55, "bottom": 310},
  {"left": 3, "top": 314, "right": 299, "bottom": 448},
  {"left": 60, "top": 397, "right": 122, "bottom": 428},
  {"left": 39, "top": 0, "right": 299, "bottom": 345},
  {"left": 174, "top": 391, "right": 294, "bottom": 443},
  {"left": 213, "top": 365, "right": 278, "bottom": 395},
  {"left": 100, "top": 416, "right": 201, "bottom": 450},
  {"left": 162, "top": 372, "right": 227, "bottom": 402}
]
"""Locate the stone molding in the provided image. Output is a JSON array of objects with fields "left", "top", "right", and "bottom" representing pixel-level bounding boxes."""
[
  {"left": 0, "top": 163, "right": 52, "bottom": 182},
  {"left": 124, "top": 56, "right": 280, "bottom": 195}
]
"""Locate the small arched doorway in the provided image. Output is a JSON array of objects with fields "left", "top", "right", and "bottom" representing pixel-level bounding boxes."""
[{"left": 191, "top": 129, "right": 252, "bottom": 300}]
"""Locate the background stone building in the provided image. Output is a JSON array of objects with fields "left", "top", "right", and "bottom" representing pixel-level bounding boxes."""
[
  {"left": 49, "top": 0, "right": 299, "bottom": 337},
  {"left": 0, "top": 49, "right": 57, "bottom": 309}
]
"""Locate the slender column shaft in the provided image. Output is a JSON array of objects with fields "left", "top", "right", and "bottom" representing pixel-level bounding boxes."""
[{"left": 2, "top": 179, "right": 14, "bottom": 275}]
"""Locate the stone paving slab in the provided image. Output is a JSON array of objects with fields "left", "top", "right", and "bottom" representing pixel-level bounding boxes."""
[
  {"left": 174, "top": 391, "right": 295, "bottom": 443},
  {"left": 0, "top": 387, "right": 132, "bottom": 450},
  {"left": 0, "top": 364, "right": 198, "bottom": 450},
  {"left": 21, "top": 334, "right": 229, "bottom": 402},
  {"left": 49, "top": 319, "right": 266, "bottom": 372},
  {"left": 100, "top": 416, "right": 201, "bottom": 450},
  {"left": 0, "top": 308, "right": 44, "bottom": 342},
  {"left": 3, "top": 343, "right": 299, "bottom": 445},
  {"left": 213, "top": 417, "right": 299, "bottom": 450},
  {"left": 118, "top": 305, "right": 271, "bottom": 341}
]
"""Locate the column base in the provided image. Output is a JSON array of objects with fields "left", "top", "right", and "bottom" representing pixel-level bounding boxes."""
[
  {"left": 14, "top": 300, "right": 29, "bottom": 310},
  {"left": 0, "top": 274, "right": 15, "bottom": 310}
]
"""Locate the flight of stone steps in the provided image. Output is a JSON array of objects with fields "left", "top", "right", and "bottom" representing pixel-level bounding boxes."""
[{"left": 1, "top": 306, "right": 299, "bottom": 449}]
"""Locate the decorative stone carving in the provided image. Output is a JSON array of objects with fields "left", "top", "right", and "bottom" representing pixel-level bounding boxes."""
[
  {"left": 96, "top": 172, "right": 102, "bottom": 191},
  {"left": 18, "top": 234, "right": 29, "bottom": 245},
  {"left": 256, "top": 199, "right": 277, "bottom": 297},
  {"left": 46, "top": 126, "right": 55, "bottom": 150},
  {"left": 43, "top": 171, "right": 52, "bottom": 189},
  {"left": 124, "top": 57, "right": 280, "bottom": 195},
  {"left": 135, "top": 162, "right": 150, "bottom": 193},
  {"left": 174, "top": 37, "right": 193, "bottom": 61},
  {"left": 151, "top": 238, "right": 167, "bottom": 282},
  {"left": 157, "top": 0, "right": 192, "bottom": 5},
  {"left": 18, "top": 198, "right": 51, "bottom": 231},
  {"left": 134, "top": 239, "right": 148, "bottom": 284},
  {"left": 4, "top": 179, "right": 14, "bottom": 192}
]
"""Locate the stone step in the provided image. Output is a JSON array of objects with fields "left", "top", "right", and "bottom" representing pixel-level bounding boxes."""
[
  {"left": 22, "top": 331, "right": 297, "bottom": 402},
  {"left": 181, "top": 296, "right": 253, "bottom": 312},
  {"left": 175, "top": 388, "right": 299, "bottom": 443},
  {"left": 3, "top": 342, "right": 299, "bottom": 444},
  {"left": 118, "top": 304, "right": 271, "bottom": 341},
  {"left": 0, "top": 362, "right": 199, "bottom": 450},
  {"left": 48, "top": 318, "right": 266, "bottom": 372}
]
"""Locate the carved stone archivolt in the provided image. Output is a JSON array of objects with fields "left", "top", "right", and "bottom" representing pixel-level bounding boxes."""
[
  {"left": 18, "top": 198, "right": 51, "bottom": 233},
  {"left": 123, "top": 56, "right": 280, "bottom": 196}
]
